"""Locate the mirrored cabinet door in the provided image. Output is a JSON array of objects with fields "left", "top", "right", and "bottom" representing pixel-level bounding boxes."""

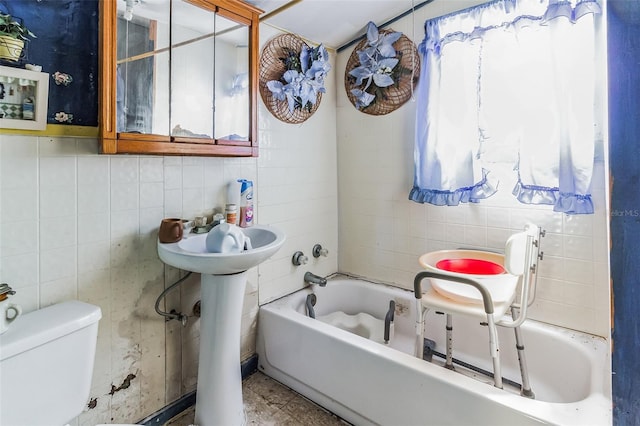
[
  {"left": 116, "top": 0, "right": 170, "bottom": 138},
  {"left": 214, "top": 12, "right": 250, "bottom": 144},
  {"left": 100, "top": 0, "right": 262, "bottom": 156},
  {"left": 171, "top": 0, "right": 216, "bottom": 142}
]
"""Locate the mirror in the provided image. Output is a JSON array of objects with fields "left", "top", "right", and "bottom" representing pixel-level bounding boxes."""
[
  {"left": 100, "top": 0, "right": 261, "bottom": 156},
  {"left": 214, "top": 15, "right": 250, "bottom": 142},
  {"left": 116, "top": 0, "right": 170, "bottom": 136},
  {"left": 170, "top": 0, "right": 216, "bottom": 140}
]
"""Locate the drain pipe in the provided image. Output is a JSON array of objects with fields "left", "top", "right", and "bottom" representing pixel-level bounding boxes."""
[{"left": 155, "top": 271, "right": 192, "bottom": 326}]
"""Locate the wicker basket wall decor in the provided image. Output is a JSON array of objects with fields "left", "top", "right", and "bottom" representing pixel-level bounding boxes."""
[
  {"left": 259, "top": 33, "right": 322, "bottom": 124},
  {"left": 345, "top": 29, "right": 420, "bottom": 116}
]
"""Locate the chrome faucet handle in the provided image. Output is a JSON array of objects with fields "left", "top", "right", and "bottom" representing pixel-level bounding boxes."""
[
  {"left": 292, "top": 251, "right": 308, "bottom": 266},
  {"left": 0, "top": 283, "right": 15, "bottom": 296},
  {"left": 312, "top": 244, "right": 329, "bottom": 258}
]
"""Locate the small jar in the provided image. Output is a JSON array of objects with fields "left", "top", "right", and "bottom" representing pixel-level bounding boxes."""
[{"left": 225, "top": 203, "right": 237, "bottom": 225}]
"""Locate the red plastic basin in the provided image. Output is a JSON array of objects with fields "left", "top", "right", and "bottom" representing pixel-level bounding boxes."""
[{"left": 436, "top": 258, "right": 505, "bottom": 275}]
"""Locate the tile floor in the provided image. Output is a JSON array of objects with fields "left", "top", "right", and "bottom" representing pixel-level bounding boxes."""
[{"left": 165, "top": 372, "right": 349, "bottom": 426}]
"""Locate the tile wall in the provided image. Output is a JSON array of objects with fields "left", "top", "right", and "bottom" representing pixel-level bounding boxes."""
[
  {"left": 335, "top": 6, "right": 611, "bottom": 338},
  {"left": 0, "top": 25, "right": 338, "bottom": 423},
  {"left": 256, "top": 26, "right": 339, "bottom": 305},
  {"left": 0, "top": 135, "right": 255, "bottom": 423}
]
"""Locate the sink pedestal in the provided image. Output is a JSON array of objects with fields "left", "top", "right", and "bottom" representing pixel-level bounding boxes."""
[{"left": 194, "top": 272, "right": 248, "bottom": 425}]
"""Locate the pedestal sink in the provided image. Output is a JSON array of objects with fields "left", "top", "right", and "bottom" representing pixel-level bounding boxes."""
[{"left": 158, "top": 224, "right": 285, "bottom": 425}]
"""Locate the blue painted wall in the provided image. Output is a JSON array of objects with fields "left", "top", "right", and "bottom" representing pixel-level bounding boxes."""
[
  {"left": 608, "top": 3, "right": 640, "bottom": 425},
  {"left": 0, "top": 0, "right": 99, "bottom": 126}
]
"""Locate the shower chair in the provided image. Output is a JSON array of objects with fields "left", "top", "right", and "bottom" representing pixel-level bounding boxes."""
[{"left": 413, "top": 224, "right": 543, "bottom": 397}]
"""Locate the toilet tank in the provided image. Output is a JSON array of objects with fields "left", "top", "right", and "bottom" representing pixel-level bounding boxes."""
[{"left": 0, "top": 301, "right": 102, "bottom": 426}]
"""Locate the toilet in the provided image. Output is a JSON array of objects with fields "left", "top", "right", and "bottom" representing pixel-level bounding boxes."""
[{"left": 0, "top": 300, "right": 102, "bottom": 426}]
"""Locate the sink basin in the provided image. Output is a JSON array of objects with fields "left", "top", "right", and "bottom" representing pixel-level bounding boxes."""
[
  {"left": 157, "top": 224, "right": 285, "bottom": 275},
  {"left": 419, "top": 250, "right": 519, "bottom": 304}
]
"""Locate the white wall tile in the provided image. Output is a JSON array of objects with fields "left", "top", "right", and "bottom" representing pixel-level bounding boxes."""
[
  {"left": 164, "top": 165, "right": 183, "bottom": 190},
  {"left": 111, "top": 184, "right": 139, "bottom": 211},
  {"left": 1, "top": 136, "right": 37, "bottom": 190},
  {"left": 163, "top": 189, "right": 183, "bottom": 218},
  {"left": 40, "top": 246, "right": 76, "bottom": 283},
  {"left": 182, "top": 188, "right": 204, "bottom": 219},
  {"left": 110, "top": 157, "right": 139, "bottom": 184},
  {"left": 78, "top": 185, "right": 109, "bottom": 214},
  {"left": 2, "top": 187, "right": 37, "bottom": 222},
  {"left": 40, "top": 216, "right": 76, "bottom": 249},
  {"left": 563, "top": 235, "right": 594, "bottom": 260},
  {"left": 78, "top": 213, "right": 109, "bottom": 244},
  {"left": 40, "top": 157, "right": 76, "bottom": 187},
  {"left": 182, "top": 163, "right": 204, "bottom": 189},
  {"left": 140, "top": 157, "right": 164, "bottom": 182},
  {"left": 78, "top": 156, "right": 109, "bottom": 186},
  {"left": 1, "top": 220, "right": 37, "bottom": 256},
  {"left": 40, "top": 187, "right": 76, "bottom": 218},
  {"left": 140, "top": 182, "right": 164, "bottom": 209},
  {"left": 78, "top": 242, "right": 111, "bottom": 273},
  {"left": 0, "top": 253, "right": 38, "bottom": 289},
  {"left": 40, "top": 276, "right": 77, "bottom": 307}
]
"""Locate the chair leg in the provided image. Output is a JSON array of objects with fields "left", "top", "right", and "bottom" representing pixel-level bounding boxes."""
[
  {"left": 415, "top": 301, "right": 426, "bottom": 359},
  {"left": 487, "top": 314, "right": 503, "bottom": 389},
  {"left": 445, "top": 314, "right": 455, "bottom": 370},
  {"left": 511, "top": 307, "right": 535, "bottom": 398}
]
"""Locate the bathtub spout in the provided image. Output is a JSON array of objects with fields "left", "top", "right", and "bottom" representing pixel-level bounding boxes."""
[{"left": 304, "top": 272, "right": 327, "bottom": 287}]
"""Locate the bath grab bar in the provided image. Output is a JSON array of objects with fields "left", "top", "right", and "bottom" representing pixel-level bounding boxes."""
[
  {"left": 413, "top": 271, "right": 495, "bottom": 315},
  {"left": 384, "top": 300, "right": 395, "bottom": 343},
  {"left": 306, "top": 294, "right": 317, "bottom": 319}
]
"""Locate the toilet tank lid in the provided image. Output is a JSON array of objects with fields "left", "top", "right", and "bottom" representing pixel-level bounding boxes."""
[{"left": 0, "top": 301, "right": 102, "bottom": 361}]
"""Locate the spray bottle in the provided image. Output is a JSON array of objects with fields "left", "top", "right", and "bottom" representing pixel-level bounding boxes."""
[{"left": 237, "top": 179, "right": 253, "bottom": 228}]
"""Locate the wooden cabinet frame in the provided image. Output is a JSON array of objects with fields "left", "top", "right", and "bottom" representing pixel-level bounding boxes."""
[{"left": 99, "top": 0, "right": 261, "bottom": 156}]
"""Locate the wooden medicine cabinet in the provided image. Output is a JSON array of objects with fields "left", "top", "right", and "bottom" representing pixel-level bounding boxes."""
[{"left": 99, "top": 0, "right": 262, "bottom": 156}]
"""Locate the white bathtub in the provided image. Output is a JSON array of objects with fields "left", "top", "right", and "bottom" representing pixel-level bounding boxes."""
[{"left": 256, "top": 277, "right": 611, "bottom": 426}]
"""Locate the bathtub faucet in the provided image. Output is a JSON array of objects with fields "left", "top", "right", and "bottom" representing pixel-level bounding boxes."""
[{"left": 304, "top": 272, "right": 327, "bottom": 287}]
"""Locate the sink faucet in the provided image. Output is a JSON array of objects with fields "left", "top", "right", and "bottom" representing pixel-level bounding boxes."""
[{"left": 304, "top": 271, "right": 327, "bottom": 287}]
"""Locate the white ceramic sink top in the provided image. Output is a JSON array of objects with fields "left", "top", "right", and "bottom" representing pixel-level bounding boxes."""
[{"left": 158, "top": 225, "right": 285, "bottom": 275}]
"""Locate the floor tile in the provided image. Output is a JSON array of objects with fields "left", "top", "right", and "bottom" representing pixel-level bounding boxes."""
[{"left": 164, "top": 372, "right": 349, "bottom": 426}]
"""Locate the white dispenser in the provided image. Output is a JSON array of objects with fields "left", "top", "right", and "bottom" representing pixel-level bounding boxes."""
[{"left": 237, "top": 179, "right": 254, "bottom": 228}]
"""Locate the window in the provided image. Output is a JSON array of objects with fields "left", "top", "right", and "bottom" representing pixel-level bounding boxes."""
[{"left": 410, "top": 0, "right": 602, "bottom": 214}]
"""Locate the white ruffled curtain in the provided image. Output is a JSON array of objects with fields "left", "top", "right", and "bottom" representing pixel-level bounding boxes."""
[{"left": 409, "top": 0, "right": 601, "bottom": 214}]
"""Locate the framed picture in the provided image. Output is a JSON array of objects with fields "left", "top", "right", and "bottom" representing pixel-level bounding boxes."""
[{"left": 0, "top": 65, "right": 49, "bottom": 130}]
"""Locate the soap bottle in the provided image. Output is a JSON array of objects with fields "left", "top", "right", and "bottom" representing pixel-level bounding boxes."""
[{"left": 237, "top": 179, "right": 253, "bottom": 228}]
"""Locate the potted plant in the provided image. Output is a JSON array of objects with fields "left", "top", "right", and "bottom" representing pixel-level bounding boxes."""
[{"left": 0, "top": 12, "right": 36, "bottom": 62}]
